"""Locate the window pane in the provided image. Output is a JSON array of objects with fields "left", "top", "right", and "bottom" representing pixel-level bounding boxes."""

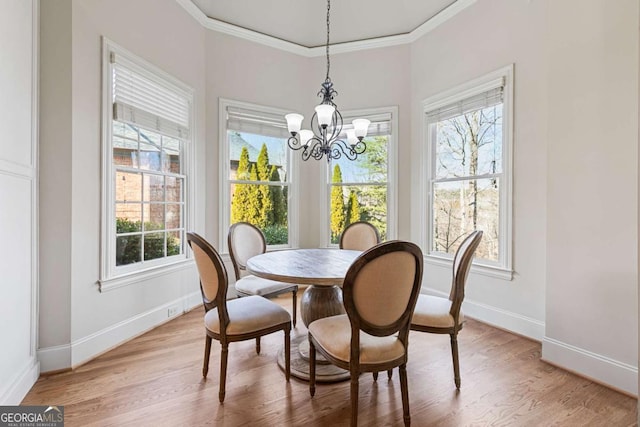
[
  {"left": 144, "top": 232, "right": 165, "bottom": 261},
  {"left": 167, "top": 230, "right": 182, "bottom": 256},
  {"left": 116, "top": 203, "right": 142, "bottom": 232},
  {"left": 113, "top": 137, "right": 138, "bottom": 168},
  {"left": 162, "top": 136, "right": 181, "bottom": 174},
  {"left": 166, "top": 177, "right": 182, "bottom": 203},
  {"left": 331, "top": 136, "right": 388, "bottom": 183},
  {"left": 116, "top": 171, "right": 142, "bottom": 202},
  {"left": 116, "top": 235, "right": 141, "bottom": 266},
  {"left": 139, "top": 128, "right": 161, "bottom": 146},
  {"left": 435, "top": 104, "right": 503, "bottom": 179},
  {"left": 228, "top": 131, "right": 288, "bottom": 182},
  {"left": 432, "top": 178, "right": 499, "bottom": 261},
  {"left": 330, "top": 184, "right": 387, "bottom": 244},
  {"left": 113, "top": 121, "right": 138, "bottom": 140},
  {"left": 166, "top": 203, "right": 182, "bottom": 230},
  {"left": 144, "top": 203, "right": 165, "bottom": 230},
  {"left": 138, "top": 142, "right": 161, "bottom": 171},
  {"left": 230, "top": 183, "right": 289, "bottom": 245},
  {"left": 143, "top": 174, "right": 164, "bottom": 202}
]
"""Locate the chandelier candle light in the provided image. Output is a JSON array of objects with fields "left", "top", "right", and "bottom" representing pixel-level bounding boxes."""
[{"left": 285, "top": 0, "right": 370, "bottom": 162}]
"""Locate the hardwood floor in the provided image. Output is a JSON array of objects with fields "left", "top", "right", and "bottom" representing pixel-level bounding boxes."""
[{"left": 23, "top": 295, "right": 637, "bottom": 426}]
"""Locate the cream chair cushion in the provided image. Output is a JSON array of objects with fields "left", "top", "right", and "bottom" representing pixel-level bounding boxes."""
[
  {"left": 340, "top": 223, "right": 379, "bottom": 251},
  {"left": 411, "top": 295, "right": 464, "bottom": 329},
  {"left": 309, "top": 314, "right": 405, "bottom": 365},
  {"left": 205, "top": 295, "right": 290, "bottom": 335},
  {"left": 235, "top": 275, "right": 293, "bottom": 296}
]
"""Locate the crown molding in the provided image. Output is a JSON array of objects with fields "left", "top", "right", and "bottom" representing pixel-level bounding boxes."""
[{"left": 176, "top": 0, "right": 477, "bottom": 57}]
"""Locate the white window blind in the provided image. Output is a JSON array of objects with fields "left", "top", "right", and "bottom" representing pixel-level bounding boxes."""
[
  {"left": 111, "top": 53, "right": 191, "bottom": 140},
  {"left": 226, "top": 106, "right": 289, "bottom": 139},
  {"left": 426, "top": 80, "right": 504, "bottom": 123}
]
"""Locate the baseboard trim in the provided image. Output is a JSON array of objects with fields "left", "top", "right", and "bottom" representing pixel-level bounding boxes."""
[
  {"left": 39, "top": 291, "right": 202, "bottom": 373},
  {"left": 0, "top": 357, "right": 39, "bottom": 405},
  {"left": 542, "top": 337, "right": 638, "bottom": 396},
  {"left": 37, "top": 343, "right": 71, "bottom": 373},
  {"left": 422, "top": 287, "right": 545, "bottom": 341}
]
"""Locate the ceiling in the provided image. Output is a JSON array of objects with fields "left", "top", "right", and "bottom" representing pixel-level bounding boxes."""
[{"left": 190, "top": 0, "right": 458, "bottom": 48}]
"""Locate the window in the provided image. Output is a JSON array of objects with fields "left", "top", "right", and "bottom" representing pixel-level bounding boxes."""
[
  {"left": 100, "top": 39, "right": 194, "bottom": 286},
  {"left": 220, "top": 99, "right": 297, "bottom": 251},
  {"left": 423, "top": 66, "right": 513, "bottom": 275},
  {"left": 323, "top": 107, "right": 397, "bottom": 246}
]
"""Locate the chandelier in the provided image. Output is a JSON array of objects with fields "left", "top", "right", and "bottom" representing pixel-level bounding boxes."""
[{"left": 285, "top": 0, "right": 370, "bottom": 162}]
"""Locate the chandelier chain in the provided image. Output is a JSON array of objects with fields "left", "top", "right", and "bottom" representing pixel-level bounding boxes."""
[{"left": 325, "top": 0, "right": 330, "bottom": 81}]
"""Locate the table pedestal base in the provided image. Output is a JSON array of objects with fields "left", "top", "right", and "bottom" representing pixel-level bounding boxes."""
[{"left": 277, "top": 335, "right": 349, "bottom": 382}]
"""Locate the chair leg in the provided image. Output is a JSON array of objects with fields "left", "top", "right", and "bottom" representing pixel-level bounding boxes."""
[
  {"left": 284, "top": 328, "right": 291, "bottom": 382},
  {"left": 451, "top": 333, "right": 461, "bottom": 389},
  {"left": 219, "top": 343, "right": 228, "bottom": 403},
  {"left": 292, "top": 289, "right": 297, "bottom": 327},
  {"left": 256, "top": 337, "right": 261, "bottom": 355},
  {"left": 388, "top": 369, "right": 393, "bottom": 380},
  {"left": 203, "top": 335, "right": 212, "bottom": 378},
  {"left": 350, "top": 369, "right": 359, "bottom": 427},
  {"left": 309, "top": 339, "right": 316, "bottom": 397},
  {"left": 399, "top": 363, "right": 410, "bottom": 426},
  {"left": 373, "top": 371, "right": 378, "bottom": 381}
]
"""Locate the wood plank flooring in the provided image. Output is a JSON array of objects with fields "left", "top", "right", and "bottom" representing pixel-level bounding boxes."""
[{"left": 23, "top": 295, "right": 637, "bottom": 426}]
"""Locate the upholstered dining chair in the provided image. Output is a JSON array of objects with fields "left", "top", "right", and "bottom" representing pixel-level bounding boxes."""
[
  {"left": 410, "top": 230, "right": 483, "bottom": 390},
  {"left": 308, "top": 241, "right": 423, "bottom": 427},
  {"left": 339, "top": 221, "right": 381, "bottom": 251},
  {"left": 187, "top": 232, "right": 291, "bottom": 403},
  {"left": 228, "top": 222, "right": 298, "bottom": 326}
]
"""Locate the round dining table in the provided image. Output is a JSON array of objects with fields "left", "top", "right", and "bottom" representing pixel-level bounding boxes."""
[{"left": 246, "top": 248, "right": 361, "bottom": 382}]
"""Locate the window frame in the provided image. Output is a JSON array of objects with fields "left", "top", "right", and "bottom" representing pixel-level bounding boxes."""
[
  {"left": 99, "top": 38, "right": 195, "bottom": 291},
  {"left": 319, "top": 106, "right": 398, "bottom": 247},
  {"left": 421, "top": 65, "right": 514, "bottom": 280},
  {"left": 219, "top": 98, "right": 299, "bottom": 253}
]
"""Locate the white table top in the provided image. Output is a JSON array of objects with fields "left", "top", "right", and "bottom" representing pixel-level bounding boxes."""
[{"left": 246, "top": 248, "right": 361, "bottom": 286}]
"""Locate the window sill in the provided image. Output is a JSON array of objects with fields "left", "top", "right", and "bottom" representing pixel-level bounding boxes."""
[
  {"left": 99, "top": 259, "right": 195, "bottom": 293},
  {"left": 424, "top": 254, "right": 513, "bottom": 281}
]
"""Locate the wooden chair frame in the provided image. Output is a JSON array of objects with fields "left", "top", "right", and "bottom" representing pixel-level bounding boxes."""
[
  {"left": 309, "top": 240, "right": 424, "bottom": 426},
  {"left": 228, "top": 222, "right": 298, "bottom": 326},
  {"left": 187, "top": 232, "right": 291, "bottom": 403},
  {"left": 410, "top": 230, "right": 483, "bottom": 389}
]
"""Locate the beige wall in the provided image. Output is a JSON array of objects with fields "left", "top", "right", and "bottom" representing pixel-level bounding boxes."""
[
  {"left": 38, "top": 0, "right": 206, "bottom": 370},
  {"left": 409, "top": 0, "right": 637, "bottom": 394},
  {"left": 544, "top": 0, "right": 638, "bottom": 392},
  {"left": 411, "top": 0, "right": 548, "bottom": 334}
]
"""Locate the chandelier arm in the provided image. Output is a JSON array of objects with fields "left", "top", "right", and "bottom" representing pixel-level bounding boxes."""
[{"left": 287, "top": 135, "right": 305, "bottom": 151}]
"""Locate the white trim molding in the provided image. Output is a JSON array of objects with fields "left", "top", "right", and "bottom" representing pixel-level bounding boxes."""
[
  {"left": 0, "top": 357, "right": 39, "bottom": 405},
  {"left": 423, "top": 288, "right": 544, "bottom": 341},
  {"left": 175, "top": 0, "right": 477, "bottom": 57},
  {"left": 421, "top": 64, "right": 514, "bottom": 274},
  {"left": 218, "top": 98, "right": 300, "bottom": 253},
  {"left": 319, "top": 106, "right": 399, "bottom": 247},
  {"left": 38, "top": 291, "right": 202, "bottom": 373},
  {"left": 542, "top": 337, "right": 638, "bottom": 396},
  {"left": 100, "top": 38, "right": 196, "bottom": 284}
]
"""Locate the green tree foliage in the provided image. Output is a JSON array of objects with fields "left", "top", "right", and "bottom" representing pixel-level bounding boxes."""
[
  {"left": 230, "top": 140, "right": 288, "bottom": 245},
  {"left": 269, "top": 166, "right": 286, "bottom": 225},
  {"left": 346, "top": 190, "right": 361, "bottom": 226},
  {"left": 247, "top": 163, "right": 261, "bottom": 224},
  {"left": 231, "top": 146, "right": 253, "bottom": 224},
  {"left": 256, "top": 144, "right": 272, "bottom": 228},
  {"left": 330, "top": 164, "right": 346, "bottom": 243}
]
